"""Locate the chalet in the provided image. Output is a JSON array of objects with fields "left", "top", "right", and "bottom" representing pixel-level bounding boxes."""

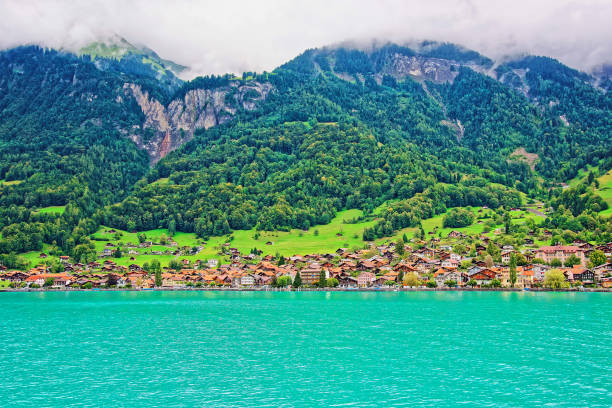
[
  {"left": 373, "top": 276, "right": 388, "bottom": 286},
  {"left": 524, "top": 238, "right": 534, "bottom": 245},
  {"left": 468, "top": 268, "right": 496, "bottom": 286},
  {"left": 571, "top": 269, "right": 595, "bottom": 284},
  {"left": 336, "top": 248, "right": 349, "bottom": 256},
  {"left": 338, "top": 275, "right": 358, "bottom": 287},
  {"left": 59, "top": 256, "right": 70, "bottom": 264},
  {"left": 39, "top": 253, "right": 48, "bottom": 259},
  {"left": 2, "top": 271, "right": 29, "bottom": 283}
]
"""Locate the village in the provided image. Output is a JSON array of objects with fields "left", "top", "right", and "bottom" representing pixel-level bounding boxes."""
[{"left": 1, "top": 229, "right": 611, "bottom": 291}]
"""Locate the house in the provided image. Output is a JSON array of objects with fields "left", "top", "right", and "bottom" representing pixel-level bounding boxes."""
[
  {"left": 207, "top": 259, "right": 219, "bottom": 268},
  {"left": 59, "top": 256, "right": 70, "bottom": 264},
  {"left": 240, "top": 274, "right": 255, "bottom": 287},
  {"left": 468, "top": 268, "right": 497, "bottom": 286},
  {"left": 501, "top": 250, "right": 514, "bottom": 264},
  {"left": 357, "top": 271, "right": 375, "bottom": 287},
  {"left": 300, "top": 263, "right": 323, "bottom": 285},
  {"left": 593, "top": 263, "right": 612, "bottom": 280},
  {"left": 441, "top": 259, "right": 459, "bottom": 269},
  {"left": 434, "top": 268, "right": 462, "bottom": 287},
  {"left": 564, "top": 266, "right": 594, "bottom": 284},
  {"left": 535, "top": 246, "right": 586, "bottom": 266},
  {"left": 532, "top": 264, "right": 550, "bottom": 281}
]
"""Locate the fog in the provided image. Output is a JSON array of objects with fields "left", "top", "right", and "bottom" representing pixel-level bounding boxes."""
[{"left": 1, "top": 0, "right": 610, "bottom": 78}]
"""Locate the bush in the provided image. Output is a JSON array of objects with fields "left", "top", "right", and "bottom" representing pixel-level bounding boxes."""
[
  {"left": 425, "top": 280, "right": 437, "bottom": 288},
  {"left": 82, "top": 282, "right": 93, "bottom": 289},
  {"left": 326, "top": 278, "right": 339, "bottom": 287}
]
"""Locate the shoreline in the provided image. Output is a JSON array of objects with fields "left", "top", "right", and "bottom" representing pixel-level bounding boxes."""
[{"left": 1, "top": 287, "right": 611, "bottom": 293}]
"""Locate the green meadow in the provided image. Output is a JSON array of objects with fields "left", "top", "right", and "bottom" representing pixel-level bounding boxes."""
[
  {"left": 35, "top": 205, "right": 66, "bottom": 215},
  {"left": 595, "top": 170, "right": 612, "bottom": 216},
  {"left": 18, "top": 204, "right": 548, "bottom": 269}
]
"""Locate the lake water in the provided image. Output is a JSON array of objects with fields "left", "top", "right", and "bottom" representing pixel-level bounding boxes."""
[{"left": 0, "top": 291, "right": 610, "bottom": 407}]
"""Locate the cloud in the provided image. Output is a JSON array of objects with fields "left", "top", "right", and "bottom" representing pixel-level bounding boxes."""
[{"left": 0, "top": 0, "right": 611, "bottom": 78}]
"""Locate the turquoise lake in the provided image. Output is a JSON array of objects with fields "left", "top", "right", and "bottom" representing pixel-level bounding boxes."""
[{"left": 0, "top": 291, "right": 610, "bottom": 407}]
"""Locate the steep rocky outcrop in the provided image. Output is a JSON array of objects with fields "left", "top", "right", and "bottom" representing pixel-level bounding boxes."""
[
  {"left": 378, "top": 54, "right": 491, "bottom": 83},
  {"left": 124, "top": 81, "right": 272, "bottom": 163}
]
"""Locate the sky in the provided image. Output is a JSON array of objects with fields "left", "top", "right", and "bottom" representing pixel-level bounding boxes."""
[{"left": 0, "top": 0, "right": 610, "bottom": 78}]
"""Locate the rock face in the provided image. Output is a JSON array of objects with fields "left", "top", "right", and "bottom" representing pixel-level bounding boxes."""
[
  {"left": 332, "top": 53, "right": 493, "bottom": 84},
  {"left": 124, "top": 81, "right": 272, "bottom": 163}
]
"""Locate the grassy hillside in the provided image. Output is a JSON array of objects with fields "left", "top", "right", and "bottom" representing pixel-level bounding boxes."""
[
  {"left": 14, "top": 204, "right": 550, "bottom": 270},
  {"left": 596, "top": 170, "right": 612, "bottom": 216}
]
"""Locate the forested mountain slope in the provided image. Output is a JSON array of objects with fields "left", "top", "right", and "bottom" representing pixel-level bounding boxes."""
[{"left": 0, "top": 41, "right": 610, "bottom": 264}]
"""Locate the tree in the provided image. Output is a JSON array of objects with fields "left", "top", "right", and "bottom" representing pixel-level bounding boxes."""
[
  {"left": 487, "top": 242, "right": 500, "bottom": 258},
  {"left": 137, "top": 233, "right": 146, "bottom": 244},
  {"left": 589, "top": 250, "right": 607, "bottom": 267},
  {"left": 443, "top": 208, "right": 474, "bottom": 228},
  {"left": 504, "top": 211, "right": 512, "bottom": 234},
  {"left": 326, "top": 278, "right": 339, "bottom": 287},
  {"left": 467, "top": 279, "right": 478, "bottom": 287},
  {"left": 395, "top": 239, "right": 405, "bottom": 256},
  {"left": 509, "top": 253, "right": 517, "bottom": 287},
  {"left": 155, "top": 269, "right": 162, "bottom": 287},
  {"left": 159, "top": 234, "right": 169, "bottom": 245},
  {"left": 43, "top": 277, "right": 54, "bottom": 287},
  {"left": 318, "top": 271, "right": 326, "bottom": 288},
  {"left": 485, "top": 255, "right": 494, "bottom": 268},
  {"left": 425, "top": 280, "right": 437, "bottom": 288},
  {"left": 168, "top": 219, "right": 176, "bottom": 236},
  {"left": 385, "top": 280, "right": 395, "bottom": 286},
  {"left": 550, "top": 258, "right": 562, "bottom": 267},
  {"left": 564, "top": 254, "right": 581, "bottom": 267},
  {"left": 544, "top": 269, "right": 569, "bottom": 289},
  {"left": 277, "top": 255, "right": 286, "bottom": 266},
  {"left": 293, "top": 271, "right": 302, "bottom": 288},
  {"left": 403, "top": 272, "right": 420, "bottom": 287},
  {"left": 397, "top": 270, "right": 404, "bottom": 283},
  {"left": 113, "top": 247, "right": 122, "bottom": 258},
  {"left": 402, "top": 233, "right": 408, "bottom": 243},
  {"left": 444, "top": 279, "right": 457, "bottom": 287},
  {"left": 277, "top": 275, "right": 292, "bottom": 287}
]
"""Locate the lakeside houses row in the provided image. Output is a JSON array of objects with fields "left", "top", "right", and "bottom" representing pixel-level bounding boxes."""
[{"left": 2, "top": 239, "right": 611, "bottom": 290}]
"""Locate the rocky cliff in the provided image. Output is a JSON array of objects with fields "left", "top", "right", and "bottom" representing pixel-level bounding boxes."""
[{"left": 124, "top": 81, "right": 272, "bottom": 163}]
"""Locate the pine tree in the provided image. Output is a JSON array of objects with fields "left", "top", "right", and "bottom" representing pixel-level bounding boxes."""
[
  {"left": 509, "top": 253, "right": 517, "bottom": 287},
  {"left": 396, "top": 239, "right": 405, "bottom": 256},
  {"left": 155, "top": 269, "right": 162, "bottom": 287},
  {"left": 318, "top": 271, "right": 326, "bottom": 287},
  {"left": 293, "top": 271, "right": 302, "bottom": 288}
]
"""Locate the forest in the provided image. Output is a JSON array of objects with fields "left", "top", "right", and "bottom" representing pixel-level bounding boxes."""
[{"left": 0, "top": 42, "right": 611, "bottom": 265}]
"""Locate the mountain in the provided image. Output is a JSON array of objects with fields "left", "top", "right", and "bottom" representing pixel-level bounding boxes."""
[
  {"left": 77, "top": 35, "right": 186, "bottom": 92},
  {"left": 0, "top": 40, "right": 610, "bottom": 263}
]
